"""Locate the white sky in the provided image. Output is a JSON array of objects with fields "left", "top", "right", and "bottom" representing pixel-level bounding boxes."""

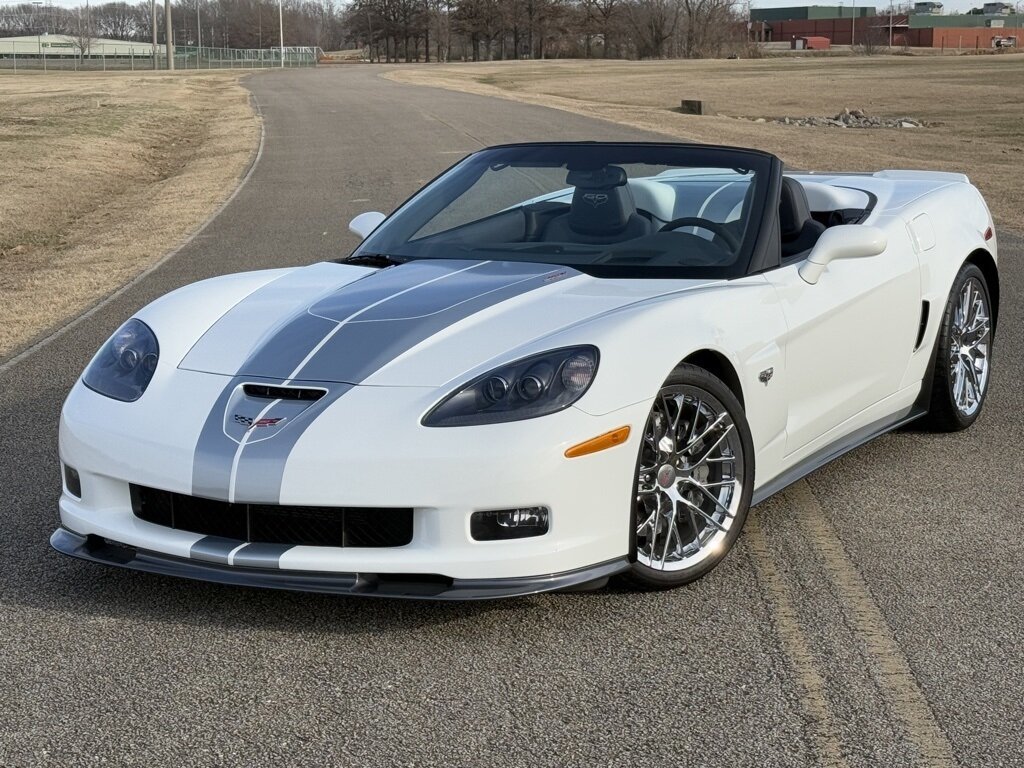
[{"left": 2, "top": 0, "right": 991, "bottom": 17}]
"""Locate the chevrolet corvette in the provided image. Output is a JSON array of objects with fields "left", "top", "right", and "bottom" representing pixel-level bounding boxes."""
[{"left": 51, "top": 142, "right": 999, "bottom": 599}]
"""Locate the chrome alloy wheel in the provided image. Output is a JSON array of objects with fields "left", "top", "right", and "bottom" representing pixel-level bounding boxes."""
[
  {"left": 635, "top": 386, "right": 746, "bottom": 572},
  {"left": 949, "top": 277, "right": 991, "bottom": 418}
]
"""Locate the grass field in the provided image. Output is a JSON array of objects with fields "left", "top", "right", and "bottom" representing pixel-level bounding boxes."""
[
  {"left": 389, "top": 55, "right": 1024, "bottom": 232},
  {"left": 0, "top": 71, "right": 258, "bottom": 359}
]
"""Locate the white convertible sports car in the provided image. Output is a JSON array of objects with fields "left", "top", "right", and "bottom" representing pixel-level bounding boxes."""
[{"left": 52, "top": 142, "right": 999, "bottom": 599}]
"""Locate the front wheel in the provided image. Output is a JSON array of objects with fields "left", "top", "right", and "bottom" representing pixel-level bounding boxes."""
[{"left": 622, "top": 364, "right": 754, "bottom": 590}]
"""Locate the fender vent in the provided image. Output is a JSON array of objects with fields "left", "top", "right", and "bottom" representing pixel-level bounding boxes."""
[
  {"left": 914, "top": 301, "right": 930, "bottom": 351},
  {"left": 242, "top": 384, "right": 326, "bottom": 401}
]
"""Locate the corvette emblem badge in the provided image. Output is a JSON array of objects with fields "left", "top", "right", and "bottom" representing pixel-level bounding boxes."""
[
  {"left": 758, "top": 368, "right": 774, "bottom": 385},
  {"left": 233, "top": 414, "right": 287, "bottom": 430},
  {"left": 582, "top": 192, "right": 608, "bottom": 208}
]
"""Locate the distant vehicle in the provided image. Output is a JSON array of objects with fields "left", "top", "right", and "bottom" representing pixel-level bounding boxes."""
[
  {"left": 52, "top": 143, "right": 999, "bottom": 599},
  {"left": 993, "top": 36, "right": 1017, "bottom": 48}
]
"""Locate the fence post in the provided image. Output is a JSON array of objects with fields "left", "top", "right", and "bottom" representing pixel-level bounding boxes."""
[
  {"left": 102, "top": 46, "right": 106, "bottom": 71},
  {"left": 12, "top": 44, "right": 15, "bottom": 73}
]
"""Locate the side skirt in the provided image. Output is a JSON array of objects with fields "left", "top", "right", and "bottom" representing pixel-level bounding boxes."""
[{"left": 751, "top": 406, "right": 927, "bottom": 506}]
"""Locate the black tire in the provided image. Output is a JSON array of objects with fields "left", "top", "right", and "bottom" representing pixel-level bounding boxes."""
[
  {"left": 923, "top": 263, "right": 994, "bottom": 432},
  {"left": 620, "top": 363, "right": 755, "bottom": 590}
]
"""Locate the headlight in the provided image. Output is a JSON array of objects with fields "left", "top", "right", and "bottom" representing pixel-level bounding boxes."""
[
  {"left": 423, "top": 346, "right": 599, "bottom": 427},
  {"left": 82, "top": 319, "right": 159, "bottom": 402}
]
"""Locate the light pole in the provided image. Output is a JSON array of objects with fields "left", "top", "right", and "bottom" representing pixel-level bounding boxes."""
[
  {"left": 196, "top": 0, "right": 201, "bottom": 52},
  {"left": 164, "top": 0, "right": 173, "bottom": 70},
  {"left": 851, "top": 0, "right": 856, "bottom": 46},
  {"left": 32, "top": 0, "right": 45, "bottom": 71},
  {"left": 151, "top": 0, "right": 157, "bottom": 68},
  {"left": 278, "top": 0, "right": 285, "bottom": 68}
]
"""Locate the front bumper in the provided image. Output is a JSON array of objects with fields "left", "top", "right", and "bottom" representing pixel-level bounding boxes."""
[
  {"left": 59, "top": 375, "right": 651, "bottom": 584},
  {"left": 50, "top": 528, "right": 630, "bottom": 600}
]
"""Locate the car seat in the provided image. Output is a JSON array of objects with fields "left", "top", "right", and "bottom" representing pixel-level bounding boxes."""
[{"left": 780, "top": 177, "right": 826, "bottom": 258}]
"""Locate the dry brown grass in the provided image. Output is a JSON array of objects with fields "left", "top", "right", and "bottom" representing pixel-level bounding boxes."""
[
  {"left": 0, "top": 71, "right": 259, "bottom": 359},
  {"left": 388, "top": 55, "right": 1024, "bottom": 232}
]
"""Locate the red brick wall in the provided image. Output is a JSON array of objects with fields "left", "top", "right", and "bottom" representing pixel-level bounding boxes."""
[
  {"left": 762, "top": 18, "right": 1021, "bottom": 48},
  {"left": 929, "top": 26, "right": 1022, "bottom": 50}
]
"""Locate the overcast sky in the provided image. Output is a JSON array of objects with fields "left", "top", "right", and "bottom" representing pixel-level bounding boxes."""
[{"left": 3, "top": 0, "right": 993, "bottom": 18}]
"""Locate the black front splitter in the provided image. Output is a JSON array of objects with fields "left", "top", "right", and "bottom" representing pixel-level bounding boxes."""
[{"left": 50, "top": 528, "right": 629, "bottom": 601}]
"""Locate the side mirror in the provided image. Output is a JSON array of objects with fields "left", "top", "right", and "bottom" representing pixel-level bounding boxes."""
[
  {"left": 348, "top": 211, "right": 386, "bottom": 240},
  {"left": 798, "top": 225, "right": 887, "bottom": 285}
]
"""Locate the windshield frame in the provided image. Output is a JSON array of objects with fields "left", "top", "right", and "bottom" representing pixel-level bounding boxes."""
[{"left": 349, "top": 142, "right": 783, "bottom": 280}]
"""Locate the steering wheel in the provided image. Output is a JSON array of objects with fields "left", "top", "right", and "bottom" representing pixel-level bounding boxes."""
[{"left": 659, "top": 217, "right": 740, "bottom": 252}]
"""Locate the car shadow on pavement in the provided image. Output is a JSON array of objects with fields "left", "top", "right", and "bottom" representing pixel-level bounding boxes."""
[{"left": 9, "top": 535, "right": 561, "bottom": 633}]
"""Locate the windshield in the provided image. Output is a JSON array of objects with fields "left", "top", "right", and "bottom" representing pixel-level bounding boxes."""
[{"left": 351, "top": 143, "right": 775, "bottom": 279}]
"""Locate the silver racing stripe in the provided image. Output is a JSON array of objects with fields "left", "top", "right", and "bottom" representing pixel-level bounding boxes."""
[
  {"left": 191, "top": 259, "right": 581, "bottom": 507},
  {"left": 238, "top": 259, "right": 481, "bottom": 381},
  {"left": 192, "top": 378, "right": 352, "bottom": 503},
  {"left": 227, "top": 383, "right": 352, "bottom": 503},
  {"left": 189, "top": 537, "right": 291, "bottom": 569},
  {"left": 192, "top": 382, "right": 243, "bottom": 501},
  {"left": 189, "top": 536, "right": 243, "bottom": 565},
  {"left": 297, "top": 261, "right": 571, "bottom": 383},
  {"left": 231, "top": 543, "right": 292, "bottom": 569}
]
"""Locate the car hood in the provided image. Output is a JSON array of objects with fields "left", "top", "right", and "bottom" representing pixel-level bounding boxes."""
[{"left": 177, "top": 259, "right": 718, "bottom": 387}]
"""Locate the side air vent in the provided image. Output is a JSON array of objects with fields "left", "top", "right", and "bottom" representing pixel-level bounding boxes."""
[
  {"left": 914, "top": 301, "right": 930, "bottom": 351},
  {"left": 242, "top": 384, "right": 326, "bottom": 401}
]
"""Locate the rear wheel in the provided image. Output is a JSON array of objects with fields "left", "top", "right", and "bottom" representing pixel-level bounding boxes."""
[
  {"left": 924, "top": 264, "right": 993, "bottom": 432},
  {"left": 622, "top": 364, "right": 754, "bottom": 590}
]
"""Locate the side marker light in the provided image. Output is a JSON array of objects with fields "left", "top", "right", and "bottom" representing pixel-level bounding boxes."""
[{"left": 565, "top": 426, "right": 632, "bottom": 459}]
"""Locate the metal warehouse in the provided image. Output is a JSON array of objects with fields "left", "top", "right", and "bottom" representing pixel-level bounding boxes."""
[{"left": 0, "top": 34, "right": 156, "bottom": 57}]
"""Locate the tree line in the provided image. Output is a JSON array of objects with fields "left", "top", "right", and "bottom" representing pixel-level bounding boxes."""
[
  {"left": 347, "top": 0, "right": 744, "bottom": 61},
  {"left": 0, "top": 0, "right": 745, "bottom": 58},
  {"left": 0, "top": 0, "right": 345, "bottom": 50}
]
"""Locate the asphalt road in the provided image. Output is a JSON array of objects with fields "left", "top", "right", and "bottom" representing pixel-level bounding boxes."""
[{"left": 1, "top": 65, "right": 1021, "bottom": 767}]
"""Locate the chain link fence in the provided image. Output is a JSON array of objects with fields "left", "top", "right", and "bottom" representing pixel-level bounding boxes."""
[{"left": 0, "top": 42, "right": 321, "bottom": 71}]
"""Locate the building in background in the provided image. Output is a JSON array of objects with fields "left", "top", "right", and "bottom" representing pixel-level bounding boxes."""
[
  {"left": 0, "top": 34, "right": 154, "bottom": 57},
  {"left": 749, "top": 4, "right": 1021, "bottom": 48}
]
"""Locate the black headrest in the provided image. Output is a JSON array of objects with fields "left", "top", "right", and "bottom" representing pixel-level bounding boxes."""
[
  {"left": 566, "top": 165, "right": 637, "bottom": 236},
  {"left": 779, "top": 177, "right": 813, "bottom": 239}
]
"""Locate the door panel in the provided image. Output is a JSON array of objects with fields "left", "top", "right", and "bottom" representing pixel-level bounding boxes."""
[{"left": 764, "top": 229, "right": 921, "bottom": 454}]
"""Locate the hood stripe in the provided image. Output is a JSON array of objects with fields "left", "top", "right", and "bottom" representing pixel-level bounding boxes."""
[
  {"left": 193, "top": 378, "right": 353, "bottom": 504},
  {"left": 191, "top": 260, "right": 579, "bottom": 505},
  {"left": 179, "top": 262, "right": 374, "bottom": 378},
  {"left": 296, "top": 265, "right": 572, "bottom": 384},
  {"left": 285, "top": 259, "right": 490, "bottom": 382}
]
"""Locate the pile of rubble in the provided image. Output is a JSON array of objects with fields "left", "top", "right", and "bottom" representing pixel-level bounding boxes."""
[{"left": 748, "top": 108, "right": 934, "bottom": 129}]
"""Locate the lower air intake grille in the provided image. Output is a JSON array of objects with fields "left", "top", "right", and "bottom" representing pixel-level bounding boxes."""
[{"left": 130, "top": 485, "right": 413, "bottom": 548}]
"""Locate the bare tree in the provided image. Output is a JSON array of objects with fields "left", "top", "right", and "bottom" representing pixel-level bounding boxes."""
[
  {"left": 92, "top": 2, "right": 143, "bottom": 39},
  {"left": 626, "top": 0, "right": 681, "bottom": 58},
  {"left": 71, "top": 3, "right": 95, "bottom": 60}
]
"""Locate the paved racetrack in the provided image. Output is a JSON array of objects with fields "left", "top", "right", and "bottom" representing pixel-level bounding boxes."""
[{"left": 1, "top": 65, "right": 1021, "bottom": 767}]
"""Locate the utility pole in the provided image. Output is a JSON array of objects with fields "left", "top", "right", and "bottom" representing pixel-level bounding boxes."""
[
  {"left": 889, "top": 3, "right": 893, "bottom": 47},
  {"left": 151, "top": 0, "right": 157, "bottom": 68},
  {"left": 196, "top": 0, "right": 201, "bottom": 50},
  {"left": 164, "top": 0, "right": 173, "bottom": 70},
  {"left": 851, "top": 0, "right": 856, "bottom": 46},
  {"left": 278, "top": 0, "right": 285, "bottom": 68}
]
